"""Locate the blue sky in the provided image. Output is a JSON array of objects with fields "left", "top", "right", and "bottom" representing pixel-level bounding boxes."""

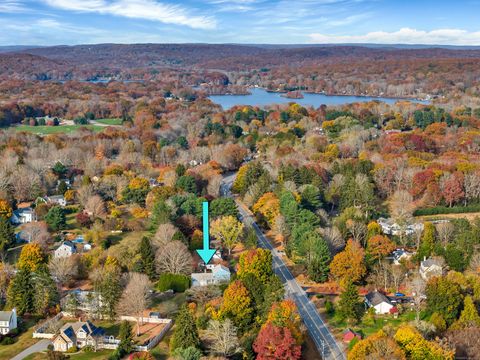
[{"left": 1, "top": 0, "right": 480, "bottom": 45}]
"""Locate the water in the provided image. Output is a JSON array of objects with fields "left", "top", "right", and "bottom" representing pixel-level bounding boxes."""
[{"left": 209, "top": 87, "right": 429, "bottom": 110}]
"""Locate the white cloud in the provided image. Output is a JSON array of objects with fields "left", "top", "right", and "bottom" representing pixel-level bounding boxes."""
[
  {"left": 309, "top": 28, "right": 480, "bottom": 45},
  {"left": 0, "top": 1, "right": 25, "bottom": 12},
  {"left": 42, "top": 0, "right": 216, "bottom": 29}
]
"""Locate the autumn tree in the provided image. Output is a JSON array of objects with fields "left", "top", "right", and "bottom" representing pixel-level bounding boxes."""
[
  {"left": 441, "top": 172, "right": 464, "bottom": 207},
  {"left": 348, "top": 330, "right": 405, "bottom": 360},
  {"left": 0, "top": 200, "right": 12, "bottom": 219},
  {"left": 330, "top": 239, "right": 366, "bottom": 285},
  {"left": 366, "top": 235, "right": 396, "bottom": 263},
  {"left": 394, "top": 324, "right": 454, "bottom": 359},
  {"left": 253, "top": 323, "right": 301, "bottom": 360},
  {"left": 18, "top": 243, "right": 46, "bottom": 272},
  {"left": 253, "top": 192, "right": 280, "bottom": 227},
  {"left": 237, "top": 248, "right": 273, "bottom": 283},
  {"left": 48, "top": 256, "right": 78, "bottom": 287},
  {"left": 265, "top": 300, "right": 303, "bottom": 344},
  {"left": 426, "top": 276, "right": 463, "bottom": 325},
  {"left": 451, "top": 295, "right": 480, "bottom": 329},
  {"left": 217, "top": 280, "right": 253, "bottom": 330},
  {"left": 210, "top": 215, "right": 244, "bottom": 255}
]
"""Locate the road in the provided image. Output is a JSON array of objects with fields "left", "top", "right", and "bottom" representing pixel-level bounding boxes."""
[
  {"left": 11, "top": 339, "right": 51, "bottom": 360},
  {"left": 221, "top": 173, "right": 346, "bottom": 360}
]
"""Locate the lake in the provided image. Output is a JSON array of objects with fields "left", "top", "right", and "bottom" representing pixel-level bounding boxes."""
[{"left": 209, "top": 88, "right": 429, "bottom": 110}]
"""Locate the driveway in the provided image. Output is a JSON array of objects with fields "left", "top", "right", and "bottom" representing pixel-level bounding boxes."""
[{"left": 11, "top": 339, "right": 52, "bottom": 360}]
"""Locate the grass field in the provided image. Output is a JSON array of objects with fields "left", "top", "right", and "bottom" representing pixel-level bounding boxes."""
[
  {"left": 94, "top": 118, "right": 123, "bottom": 125},
  {"left": 0, "top": 317, "right": 41, "bottom": 359},
  {"left": 13, "top": 125, "right": 104, "bottom": 135},
  {"left": 24, "top": 349, "right": 113, "bottom": 360}
]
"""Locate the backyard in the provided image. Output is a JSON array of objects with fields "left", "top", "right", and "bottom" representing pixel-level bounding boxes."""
[{"left": 12, "top": 124, "right": 104, "bottom": 135}]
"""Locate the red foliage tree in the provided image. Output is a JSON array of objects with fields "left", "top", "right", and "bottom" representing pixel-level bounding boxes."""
[
  {"left": 442, "top": 173, "right": 465, "bottom": 207},
  {"left": 253, "top": 323, "right": 301, "bottom": 360}
]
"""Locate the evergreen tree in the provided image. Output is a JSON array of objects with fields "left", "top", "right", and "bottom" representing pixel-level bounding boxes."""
[
  {"left": 118, "top": 321, "right": 134, "bottom": 354},
  {"left": 170, "top": 305, "right": 200, "bottom": 351},
  {"left": 138, "top": 237, "right": 156, "bottom": 280},
  {"left": 337, "top": 281, "right": 362, "bottom": 324},
  {"left": 45, "top": 206, "right": 66, "bottom": 231},
  {"left": 454, "top": 295, "right": 480, "bottom": 328},
  {"left": 150, "top": 201, "right": 171, "bottom": 227},
  {"left": 57, "top": 180, "right": 68, "bottom": 195},
  {"left": 7, "top": 269, "right": 34, "bottom": 315},
  {"left": 96, "top": 268, "right": 122, "bottom": 320},
  {"left": 33, "top": 267, "right": 59, "bottom": 315},
  {"left": 0, "top": 217, "right": 14, "bottom": 253},
  {"left": 298, "top": 231, "right": 331, "bottom": 282}
]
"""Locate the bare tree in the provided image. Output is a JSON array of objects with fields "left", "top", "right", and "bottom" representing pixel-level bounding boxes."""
[
  {"left": 463, "top": 172, "right": 480, "bottom": 205},
  {"left": 320, "top": 226, "right": 345, "bottom": 254},
  {"left": 206, "top": 319, "right": 241, "bottom": 357},
  {"left": 436, "top": 222, "right": 455, "bottom": 248},
  {"left": 21, "top": 221, "right": 50, "bottom": 249},
  {"left": 207, "top": 175, "right": 222, "bottom": 198},
  {"left": 117, "top": 272, "right": 151, "bottom": 336},
  {"left": 390, "top": 264, "right": 407, "bottom": 292},
  {"left": 346, "top": 220, "right": 367, "bottom": 246},
  {"left": 155, "top": 241, "right": 192, "bottom": 275},
  {"left": 76, "top": 184, "right": 95, "bottom": 208},
  {"left": 49, "top": 256, "right": 79, "bottom": 287},
  {"left": 185, "top": 286, "right": 222, "bottom": 304},
  {"left": 85, "top": 195, "right": 107, "bottom": 219},
  {"left": 152, "top": 223, "right": 178, "bottom": 249},
  {"left": 410, "top": 276, "right": 426, "bottom": 322}
]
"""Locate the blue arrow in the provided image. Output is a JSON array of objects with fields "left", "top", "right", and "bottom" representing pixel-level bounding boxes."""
[{"left": 196, "top": 201, "right": 216, "bottom": 264}]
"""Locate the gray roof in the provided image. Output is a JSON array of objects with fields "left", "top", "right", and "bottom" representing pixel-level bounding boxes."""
[
  {"left": 421, "top": 258, "right": 441, "bottom": 268},
  {"left": 0, "top": 310, "right": 14, "bottom": 322},
  {"left": 365, "top": 291, "right": 392, "bottom": 306}
]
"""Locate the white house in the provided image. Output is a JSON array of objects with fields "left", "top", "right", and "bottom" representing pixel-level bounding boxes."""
[
  {"left": 55, "top": 241, "right": 77, "bottom": 258},
  {"left": 420, "top": 257, "right": 443, "bottom": 280},
  {"left": 0, "top": 309, "right": 17, "bottom": 335},
  {"left": 365, "top": 291, "right": 395, "bottom": 315},
  {"left": 45, "top": 195, "right": 67, "bottom": 207},
  {"left": 11, "top": 208, "right": 36, "bottom": 225},
  {"left": 191, "top": 264, "right": 231, "bottom": 287},
  {"left": 377, "top": 217, "right": 423, "bottom": 236}
]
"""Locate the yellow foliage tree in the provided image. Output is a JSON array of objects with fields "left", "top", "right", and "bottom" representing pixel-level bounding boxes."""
[
  {"left": 129, "top": 177, "right": 150, "bottom": 190},
  {"left": 348, "top": 330, "right": 405, "bottom": 360},
  {"left": 210, "top": 216, "right": 244, "bottom": 255},
  {"left": 217, "top": 280, "right": 253, "bottom": 327},
  {"left": 0, "top": 200, "right": 12, "bottom": 219},
  {"left": 394, "top": 325, "right": 454, "bottom": 360},
  {"left": 329, "top": 240, "right": 366, "bottom": 285},
  {"left": 252, "top": 192, "right": 280, "bottom": 227},
  {"left": 265, "top": 300, "right": 303, "bottom": 344},
  {"left": 18, "top": 243, "right": 45, "bottom": 272},
  {"left": 64, "top": 190, "right": 75, "bottom": 202}
]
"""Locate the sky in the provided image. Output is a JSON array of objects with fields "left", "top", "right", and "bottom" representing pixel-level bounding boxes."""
[{"left": 2, "top": 0, "right": 480, "bottom": 46}]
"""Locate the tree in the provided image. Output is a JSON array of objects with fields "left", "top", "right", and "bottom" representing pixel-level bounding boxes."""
[
  {"left": 92, "top": 265, "right": 122, "bottom": 320},
  {"left": 441, "top": 173, "right": 464, "bottom": 207},
  {"left": 452, "top": 295, "right": 480, "bottom": 329},
  {"left": 155, "top": 241, "right": 192, "bottom": 275},
  {"left": 297, "top": 231, "right": 331, "bottom": 282},
  {"left": 348, "top": 330, "right": 405, "bottom": 360},
  {"left": 410, "top": 276, "right": 426, "bottom": 322},
  {"left": 210, "top": 197, "right": 238, "bottom": 218},
  {"left": 0, "top": 200, "right": 12, "bottom": 219},
  {"left": 6, "top": 269, "right": 34, "bottom": 315},
  {"left": 237, "top": 248, "right": 273, "bottom": 283},
  {"left": 21, "top": 222, "right": 50, "bottom": 248},
  {"left": 206, "top": 319, "right": 241, "bottom": 357},
  {"left": 253, "top": 192, "right": 280, "bottom": 227},
  {"left": 366, "top": 235, "right": 396, "bottom": 263},
  {"left": 84, "top": 195, "right": 106, "bottom": 219},
  {"left": 330, "top": 239, "right": 366, "bottom": 285},
  {"left": 33, "top": 267, "right": 59, "bottom": 315},
  {"left": 426, "top": 276, "right": 463, "bottom": 325},
  {"left": 337, "top": 281, "right": 362, "bottom": 324},
  {"left": 116, "top": 321, "right": 134, "bottom": 357},
  {"left": 170, "top": 305, "right": 200, "bottom": 351},
  {"left": 218, "top": 280, "right": 253, "bottom": 330},
  {"left": 394, "top": 324, "right": 454, "bottom": 359},
  {"left": 253, "top": 323, "right": 301, "bottom": 360},
  {"left": 45, "top": 206, "right": 66, "bottom": 231},
  {"left": 417, "top": 222, "right": 435, "bottom": 257},
  {"left": 150, "top": 201, "right": 171, "bottom": 227},
  {"left": 210, "top": 215, "right": 244, "bottom": 255},
  {"left": 0, "top": 218, "right": 14, "bottom": 253},
  {"left": 138, "top": 237, "right": 156, "bottom": 280},
  {"left": 117, "top": 273, "right": 151, "bottom": 336},
  {"left": 18, "top": 243, "right": 46, "bottom": 272},
  {"left": 172, "top": 347, "right": 202, "bottom": 360},
  {"left": 176, "top": 176, "right": 197, "bottom": 194},
  {"left": 265, "top": 300, "right": 303, "bottom": 344}
]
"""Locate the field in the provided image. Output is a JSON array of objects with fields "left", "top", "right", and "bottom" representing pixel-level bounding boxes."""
[
  {"left": 0, "top": 317, "right": 41, "bottom": 359},
  {"left": 94, "top": 118, "right": 123, "bottom": 125},
  {"left": 12, "top": 125, "right": 104, "bottom": 135}
]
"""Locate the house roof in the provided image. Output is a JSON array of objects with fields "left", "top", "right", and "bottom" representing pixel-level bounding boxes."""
[
  {"left": 212, "top": 264, "right": 230, "bottom": 274},
  {"left": 421, "top": 258, "right": 441, "bottom": 268},
  {"left": 48, "top": 195, "right": 65, "bottom": 201},
  {"left": 365, "top": 291, "right": 392, "bottom": 306},
  {"left": 13, "top": 208, "right": 34, "bottom": 216},
  {"left": 191, "top": 272, "right": 214, "bottom": 282},
  {"left": 58, "top": 241, "right": 77, "bottom": 251},
  {"left": 0, "top": 310, "right": 14, "bottom": 322}
]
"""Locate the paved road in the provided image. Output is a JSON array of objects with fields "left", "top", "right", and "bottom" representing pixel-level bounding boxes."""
[
  {"left": 221, "top": 173, "right": 346, "bottom": 360},
  {"left": 11, "top": 339, "right": 51, "bottom": 360}
]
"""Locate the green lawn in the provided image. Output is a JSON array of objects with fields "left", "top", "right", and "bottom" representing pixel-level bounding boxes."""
[
  {"left": 95, "top": 118, "right": 123, "bottom": 125},
  {"left": 327, "top": 309, "right": 417, "bottom": 337},
  {"left": 0, "top": 317, "right": 41, "bottom": 359},
  {"left": 151, "top": 293, "right": 187, "bottom": 318},
  {"left": 24, "top": 349, "right": 114, "bottom": 360},
  {"left": 13, "top": 125, "right": 104, "bottom": 135}
]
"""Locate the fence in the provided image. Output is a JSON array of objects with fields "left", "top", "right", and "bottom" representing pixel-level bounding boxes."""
[{"left": 33, "top": 312, "right": 64, "bottom": 339}]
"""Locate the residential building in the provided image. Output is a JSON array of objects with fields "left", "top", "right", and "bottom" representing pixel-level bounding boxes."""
[
  {"left": 45, "top": 195, "right": 67, "bottom": 207},
  {"left": 11, "top": 207, "right": 36, "bottom": 224},
  {"left": 191, "top": 264, "right": 231, "bottom": 287},
  {"left": 365, "top": 290, "right": 395, "bottom": 315},
  {"left": 343, "top": 328, "right": 362, "bottom": 343},
  {"left": 55, "top": 241, "right": 77, "bottom": 258},
  {"left": 392, "top": 248, "right": 413, "bottom": 265},
  {"left": 420, "top": 257, "right": 443, "bottom": 280},
  {"left": 53, "top": 321, "right": 105, "bottom": 352},
  {"left": 377, "top": 217, "right": 423, "bottom": 236},
  {"left": 0, "top": 309, "right": 17, "bottom": 335}
]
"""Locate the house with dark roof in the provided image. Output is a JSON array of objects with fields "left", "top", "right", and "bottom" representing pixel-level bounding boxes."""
[
  {"left": 11, "top": 207, "right": 36, "bottom": 224},
  {"left": 365, "top": 290, "right": 395, "bottom": 315},
  {"left": 53, "top": 321, "right": 105, "bottom": 352}
]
